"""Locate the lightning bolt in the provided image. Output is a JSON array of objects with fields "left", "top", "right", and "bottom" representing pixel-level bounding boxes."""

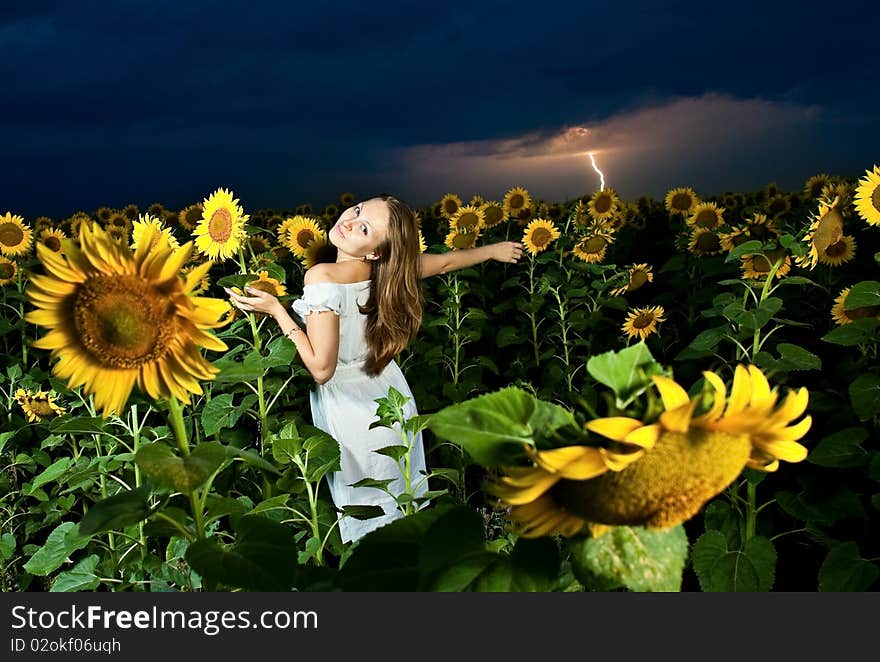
[{"left": 588, "top": 152, "right": 606, "bottom": 191}]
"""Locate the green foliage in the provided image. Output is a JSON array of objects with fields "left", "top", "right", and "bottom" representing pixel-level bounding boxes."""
[{"left": 692, "top": 531, "right": 776, "bottom": 591}]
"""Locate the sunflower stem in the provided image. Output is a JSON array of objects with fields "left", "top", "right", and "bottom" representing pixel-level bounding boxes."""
[
  {"left": 745, "top": 481, "right": 757, "bottom": 542},
  {"left": 166, "top": 396, "right": 207, "bottom": 541},
  {"left": 130, "top": 404, "right": 148, "bottom": 570},
  {"left": 528, "top": 254, "right": 541, "bottom": 368},
  {"left": 751, "top": 255, "right": 784, "bottom": 358}
]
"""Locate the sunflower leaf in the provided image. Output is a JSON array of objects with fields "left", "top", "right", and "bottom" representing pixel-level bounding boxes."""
[
  {"left": 49, "top": 554, "right": 101, "bottom": 592},
  {"left": 586, "top": 342, "right": 664, "bottom": 408},
  {"left": 135, "top": 442, "right": 227, "bottom": 493},
  {"left": 724, "top": 240, "right": 764, "bottom": 262},
  {"left": 844, "top": 281, "right": 880, "bottom": 310},
  {"left": 849, "top": 374, "right": 880, "bottom": 420},
  {"left": 807, "top": 427, "right": 869, "bottom": 469},
  {"left": 818, "top": 542, "right": 879, "bottom": 591},
  {"left": 691, "top": 531, "right": 776, "bottom": 592},
  {"left": 821, "top": 318, "right": 880, "bottom": 345},
  {"left": 79, "top": 485, "right": 155, "bottom": 536},
  {"left": 23, "top": 522, "right": 91, "bottom": 576}
]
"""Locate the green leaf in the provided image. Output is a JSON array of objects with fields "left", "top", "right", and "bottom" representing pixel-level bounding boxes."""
[
  {"left": 135, "top": 442, "right": 227, "bottom": 493},
  {"left": 807, "top": 428, "right": 869, "bottom": 469},
  {"left": 50, "top": 554, "right": 101, "bottom": 592},
  {"left": 142, "top": 507, "right": 190, "bottom": 538},
  {"left": 843, "top": 281, "right": 880, "bottom": 310},
  {"left": 211, "top": 349, "right": 269, "bottom": 383},
  {"left": 569, "top": 525, "right": 689, "bottom": 592},
  {"left": 23, "top": 522, "right": 91, "bottom": 576},
  {"left": 775, "top": 487, "right": 865, "bottom": 525},
  {"left": 426, "top": 387, "right": 578, "bottom": 467},
  {"left": 586, "top": 342, "right": 664, "bottom": 408},
  {"left": 301, "top": 429, "right": 341, "bottom": 483},
  {"left": 0, "top": 533, "right": 16, "bottom": 560},
  {"left": 373, "top": 445, "right": 409, "bottom": 462},
  {"left": 79, "top": 485, "right": 154, "bottom": 536},
  {"left": 340, "top": 505, "right": 387, "bottom": 521},
  {"left": 849, "top": 374, "right": 880, "bottom": 421},
  {"left": 29, "top": 457, "right": 72, "bottom": 492},
  {"left": 201, "top": 393, "right": 257, "bottom": 436},
  {"left": 227, "top": 446, "right": 281, "bottom": 474},
  {"left": 509, "top": 537, "right": 561, "bottom": 592},
  {"left": 822, "top": 318, "right": 880, "bottom": 346},
  {"left": 818, "top": 543, "right": 879, "bottom": 591},
  {"left": 261, "top": 336, "right": 298, "bottom": 369},
  {"left": 420, "top": 506, "right": 488, "bottom": 589},
  {"left": 702, "top": 499, "right": 742, "bottom": 548},
  {"left": 49, "top": 416, "right": 107, "bottom": 435},
  {"left": 774, "top": 276, "right": 823, "bottom": 288},
  {"left": 755, "top": 343, "right": 822, "bottom": 373},
  {"left": 687, "top": 327, "right": 728, "bottom": 352},
  {"left": 691, "top": 531, "right": 776, "bottom": 591},
  {"left": 739, "top": 297, "right": 783, "bottom": 331},
  {"left": 496, "top": 326, "right": 521, "bottom": 348},
  {"left": 372, "top": 386, "right": 410, "bottom": 429},
  {"left": 185, "top": 515, "right": 299, "bottom": 591},
  {"left": 725, "top": 239, "right": 764, "bottom": 262},
  {"left": 205, "top": 495, "right": 249, "bottom": 523},
  {"left": 348, "top": 478, "right": 393, "bottom": 491}
]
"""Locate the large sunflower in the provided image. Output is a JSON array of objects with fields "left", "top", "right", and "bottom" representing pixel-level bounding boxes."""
[
  {"left": 301, "top": 235, "right": 336, "bottom": 268},
  {"left": 489, "top": 365, "right": 810, "bottom": 538},
  {"left": 587, "top": 188, "right": 620, "bottom": 221},
  {"left": 444, "top": 230, "right": 479, "bottom": 250},
  {"left": 854, "top": 164, "right": 880, "bottom": 227},
  {"left": 816, "top": 235, "right": 857, "bottom": 267},
  {"left": 279, "top": 215, "right": 325, "bottom": 257},
  {"left": 688, "top": 228, "right": 723, "bottom": 256},
  {"left": 193, "top": 187, "right": 249, "bottom": 261},
  {"left": 25, "top": 223, "right": 231, "bottom": 417},
  {"left": 0, "top": 213, "right": 34, "bottom": 256},
  {"left": 439, "top": 193, "right": 462, "bottom": 219},
  {"left": 503, "top": 187, "right": 531, "bottom": 219},
  {"left": 450, "top": 205, "right": 486, "bottom": 233},
  {"left": 38, "top": 228, "right": 67, "bottom": 254},
  {"left": 131, "top": 215, "right": 179, "bottom": 251},
  {"left": 572, "top": 232, "right": 611, "bottom": 263},
  {"left": 664, "top": 187, "right": 700, "bottom": 216},
  {"left": 741, "top": 248, "right": 792, "bottom": 280},
  {"left": 795, "top": 196, "right": 844, "bottom": 269},
  {"left": 0, "top": 256, "right": 17, "bottom": 285},
  {"left": 522, "top": 219, "right": 561, "bottom": 255},
  {"left": 831, "top": 286, "right": 880, "bottom": 326},
  {"left": 621, "top": 305, "right": 665, "bottom": 341},
  {"left": 14, "top": 388, "right": 66, "bottom": 423},
  {"left": 687, "top": 202, "right": 725, "bottom": 230},
  {"left": 610, "top": 263, "right": 653, "bottom": 297},
  {"left": 247, "top": 271, "right": 287, "bottom": 297},
  {"left": 177, "top": 203, "right": 203, "bottom": 231}
]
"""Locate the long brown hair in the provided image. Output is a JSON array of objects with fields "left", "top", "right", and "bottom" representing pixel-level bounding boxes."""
[{"left": 359, "top": 194, "right": 424, "bottom": 375}]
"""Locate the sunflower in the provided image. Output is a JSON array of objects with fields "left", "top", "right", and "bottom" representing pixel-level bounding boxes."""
[
  {"left": 721, "top": 192, "right": 739, "bottom": 209},
  {"left": 450, "top": 205, "right": 486, "bottom": 233},
  {"left": 489, "top": 365, "right": 810, "bottom": 537},
  {"left": 831, "top": 287, "right": 880, "bottom": 326},
  {"left": 469, "top": 195, "right": 486, "bottom": 207},
  {"left": 0, "top": 256, "right": 17, "bottom": 285},
  {"left": 686, "top": 201, "right": 725, "bottom": 230},
  {"left": 618, "top": 203, "right": 642, "bottom": 230},
  {"left": 322, "top": 203, "right": 339, "bottom": 223},
  {"left": 412, "top": 210, "right": 423, "bottom": 230},
  {"left": 821, "top": 181, "right": 854, "bottom": 212},
  {"left": 193, "top": 187, "right": 249, "bottom": 261},
  {"left": 107, "top": 226, "right": 129, "bottom": 244},
  {"left": 122, "top": 204, "right": 140, "bottom": 221},
  {"left": 688, "top": 228, "right": 723, "bottom": 256},
  {"left": 34, "top": 216, "right": 54, "bottom": 234},
  {"left": 131, "top": 215, "right": 179, "bottom": 251},
  {"left": 95, "top": 207, "right": 114, "bottom": 224},
  {"left": 279, "top": 215, "right": 325, "bottom": 257},
  {"left": 610, "top": 263, "right": 654, "bottom": 297},
  {"left": 547, "top": 203, "right": 565, "bottom": 222},
  {"left": 67, "top": 212, "right": 95, "bottom": 238},
  {"left": 418, "top": 229, "right": 427, "bottom": 253},
  {"left": 503, "top": 187, "right": 531, "bottom": 219},
  {"left": 38, "top": 228, "right": 66, "bottom": 253},
  {"left": 572, "top": 232, "right": 611, "bottom": 263},
  {"left": 14, "top": 388, "right": 66, "bottom": 423},
  {"left": 587, "top": 188, "right": 620, "bottom": 221},
  {"left": 444, "top": 230, "right": 479, "bottom": 250},
  {"left": 522, "top": 219, "right": 561, "bottom": 255},
  {"left": 247, "top": 234, "right": 271, "bottom": 256},
  {"left": 25, "top": 223, "right": 231, "bottom": 417},
  {"left": 764, "top": 182, "right": 782, "bottom": 199},
  {"left": 796, "top": 197, "right": 845, "bottom": 269},
  {"left": 177, "top": 204, "right": 203, "bottom": 231},
  {"left": 301, "top": 236, "right": 336, "bottom": 268},
  {"left": 147, "top": 203, "right": 166, "bottom": 218},
  {"left": 339, "top": 192, "right": 356, "bottom": 207},
  {"left": 431, "top": 202, "right": 444, "bottom": 219},
  {"left": 765, "top": 194, "right": 791, "bottom": 218},
  {"left": 741, "top": 248, "right": 792, "bottom": 280},
  {"left": 439, "top": 193, "right": 463, "bottom": 219},
  {"left": 247, "top": 270, "right": 287, "bottom": 298},
  {"left": 621, "top": 306, "right": 665, "bottom": 341},
  {"left": 816, "top": 235, "right": 857, "bottom": 267},
  {"left": 664, "top": 187, "right": 700, "bottom": 216},
  {"left": 181, "top": 264, "right": 211, "bottom": 296},
  {"left": 854, "top": 164, "right": 880, "bottom": 227},
  {"left": 804, "top": 174, "right": 832, "bottom": 199},
  {"left": 0, "top": 213, "right": 34, "bottom": 256},
  {"left": 107, "top": 212, "right": 132, "bottom": 233}
]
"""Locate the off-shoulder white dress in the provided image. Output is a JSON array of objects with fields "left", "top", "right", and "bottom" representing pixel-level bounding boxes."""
[{"left": 291, "top": 281, "right": 429, "bottom": 543}]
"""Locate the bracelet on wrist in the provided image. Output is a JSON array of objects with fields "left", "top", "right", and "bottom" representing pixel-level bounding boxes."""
[{"left": 285, "top": 326, "right": 301, "bottom": 340}]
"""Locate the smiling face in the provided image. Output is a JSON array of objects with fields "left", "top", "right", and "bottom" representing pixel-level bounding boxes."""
[{"left": 330, "top": 198, "right": 391, "bottom": 260}]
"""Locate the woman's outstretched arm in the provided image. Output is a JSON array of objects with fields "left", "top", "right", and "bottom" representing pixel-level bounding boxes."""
[{"left": 419, "top": 241, "right": 523, "bottom": 278}]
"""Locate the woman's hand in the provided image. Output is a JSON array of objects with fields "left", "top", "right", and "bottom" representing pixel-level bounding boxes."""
[
  {"left": 490, "top": 241, "right": 524, "bottom": 264},
  {"left": 224, "top": 286, "right": 283, "bottom": 317}
]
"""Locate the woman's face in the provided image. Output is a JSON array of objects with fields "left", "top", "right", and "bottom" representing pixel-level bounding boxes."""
[{"left": 330, "top": 198, "right": 390, "bottom": 259}]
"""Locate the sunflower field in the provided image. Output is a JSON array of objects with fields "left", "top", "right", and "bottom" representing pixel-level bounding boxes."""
[{"left": 1, "top": 168, "right": 879, "bottom": 592}]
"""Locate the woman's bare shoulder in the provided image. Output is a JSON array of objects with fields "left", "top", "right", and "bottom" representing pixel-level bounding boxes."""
[{"left": 304, "top": 262, "right": 368, "bottom": 286}]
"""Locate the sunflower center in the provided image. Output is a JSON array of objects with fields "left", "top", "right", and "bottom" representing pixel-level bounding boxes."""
[
  {"left": 671, "top": 193, "right": 692, "bottom": 211},
  {"left": 0, "top": 262, "right": 15, "bottom": 279},
  {"left": 296, "top": 229, "right": 316, "bottom": 248},
  {"left": 444, "top": 200, "right": 459, "bottom": 214},
  {"left": 632, "top": 312, "right": 655, "bottom": 329},
  {"left": 0, "top": 222, "right": 24, "bottom": 247},
  {"left": 74, "top": 275, "right": 178, "bottom": 368},
  {"left": 630, "top": 270, "right": 649, "bottom": 289},
  {"left": 696, "top": 232, "right": 720, "bottom": 252},
  {"left": 824, "top": 240, "right": 847, "bottom": 257},
  {"left": 457, "top": 212, "right": 479, "bottom": 231},
  {"left": 248, "top": 281, "right": 278, "bottom": 296},
  {"left": 594, "top": 194, "right": 612, "bottom": 214},
  {"left": 112, "top": 216, "right": 128, "bottom": 228},
  {"left": 768, "top": 198, "right": 787, "bottom": 214},
  {"left": 42, "top": 236, "right": 62, "bottom": 252},
  {"left": 551, "top": 428, "right": 752, "bottom": 528},
  {"left": 583, "top": 236, "right": 607, "bottom": 253},
  {"left": 208, "top": 208, "right": 233, "bottom": 243},
  {"left": 28, "top": 397, "right": 60, "bottom": 419},
  {"left": 484, "top": 206, "right": 504, "bottom": 226},
  {"left": 848, "top": 305, "right": 880, "bottom": 320},
  {"left": 694, "top": 209, "right": 719, "bottom": 228},
  {"left": 871, "top": 186, "right": 880, "bottom": 212},
  {"left": 452, "top": 233, "right": 476, "bottom": 249},
  {"left": 531, "top": 228, "right": 552, "bottom": 247},
  {"left": 509, "top": 194, "right": 524, "bottom": 210},
  {"left": 185, "top": 207, "right": 203, "bottom": 226}
]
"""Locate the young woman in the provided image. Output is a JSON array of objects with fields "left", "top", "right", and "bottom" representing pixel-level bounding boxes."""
[{"left": 225, "top": 194, "right": 523, "bottom": 543}]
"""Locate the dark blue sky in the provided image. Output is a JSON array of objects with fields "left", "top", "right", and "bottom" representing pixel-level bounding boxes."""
[{"left": 3, "top": 0, "right": 878, "bottom": 218}]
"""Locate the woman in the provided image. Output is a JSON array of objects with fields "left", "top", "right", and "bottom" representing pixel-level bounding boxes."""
[{"left": 226, "top": 194, "right": 523, "bottom": 543}]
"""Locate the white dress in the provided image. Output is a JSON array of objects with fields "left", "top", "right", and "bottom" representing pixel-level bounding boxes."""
[{"left": 291, "top": 280, "right": 430, "bottom": 544}]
